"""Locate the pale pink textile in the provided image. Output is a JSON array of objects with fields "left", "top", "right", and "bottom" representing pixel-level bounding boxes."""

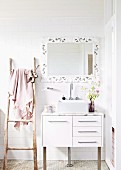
[{"left": 9, "top": 69, "right": 34, "bottom": 129}]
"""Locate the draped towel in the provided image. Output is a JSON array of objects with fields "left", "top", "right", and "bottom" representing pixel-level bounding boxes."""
[{"left": 8, "top": 69, "right": 35, "bottom": 129}]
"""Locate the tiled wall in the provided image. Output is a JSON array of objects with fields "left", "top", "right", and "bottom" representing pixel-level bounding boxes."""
[{"left": 0, "top": 0, "right": 105, "bottom": 160}]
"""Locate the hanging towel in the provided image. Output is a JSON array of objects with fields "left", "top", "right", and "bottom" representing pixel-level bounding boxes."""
[{"left": 8, "top": 68, "right": 36, "bottom": 129}]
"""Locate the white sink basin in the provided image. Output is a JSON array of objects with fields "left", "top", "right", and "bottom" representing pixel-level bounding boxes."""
[{"left": 57, "top": 100, "right": 89, "bottom": 114}]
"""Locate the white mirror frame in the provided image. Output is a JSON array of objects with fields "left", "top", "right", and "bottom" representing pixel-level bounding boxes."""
[{"left": 40, "top": 37, "right": 100, "bottom": 83}]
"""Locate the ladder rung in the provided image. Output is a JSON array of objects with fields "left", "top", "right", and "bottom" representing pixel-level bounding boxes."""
[
  {"left": 8, "top": 147, "right": 34, "bottom": 150},
  {"left": 8, "top": 120, "right": 33, "bottom": 123}
]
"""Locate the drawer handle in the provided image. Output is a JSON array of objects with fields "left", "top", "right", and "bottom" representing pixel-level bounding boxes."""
[
  {"left": 78, "top": 121, "right": 97, "bottom": 122},
  {"left": 48, "top": 121, "right": 67, "bottom": 123},
  {"left": 78, "top": 131, "right": 98, "bottom": 133},
  {"left": 78, "top": 141, "right": 97, "bottom": 144}
]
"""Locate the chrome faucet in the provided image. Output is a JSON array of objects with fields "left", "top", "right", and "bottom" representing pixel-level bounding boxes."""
[{"left": 69, "top": 82, "right": 73, "bottom": 100}]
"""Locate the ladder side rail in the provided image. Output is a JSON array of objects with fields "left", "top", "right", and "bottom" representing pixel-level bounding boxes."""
[
  {"left": 3, "top": 58, "right": 12, "bottom": 170},
  {"left": 33, "top": 57, "right": 38, "bottom": 170}
]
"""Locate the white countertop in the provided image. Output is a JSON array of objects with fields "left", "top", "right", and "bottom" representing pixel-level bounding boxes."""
[{"left": 41, "top": 112, "right": 104, "bottom": 116}]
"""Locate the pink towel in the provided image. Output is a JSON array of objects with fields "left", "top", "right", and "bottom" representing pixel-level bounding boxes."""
[{"left": 9, "top": 69, "right": 34, "bottom": 129}]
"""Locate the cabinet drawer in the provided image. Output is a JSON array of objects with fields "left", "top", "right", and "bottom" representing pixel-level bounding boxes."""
[
  {"left": 73, "top": 137, "right": 102, "bottom": 147},
  {"left": 73, "top": 127, "right": 101, "bottom": 137},
  {"left": 42, "top": 116, "right": 72, "bottom": 147},
  {"left": 73, "top": 116, "right": 102, "bottom": 127}
]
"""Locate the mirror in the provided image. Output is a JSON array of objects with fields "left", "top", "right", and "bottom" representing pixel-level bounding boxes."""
[
  {"left": 41, "top": 37, "right": 99, "bottom": 83},
  {"left": 47, "top": 43, "right": 93, "bottom": 76}
]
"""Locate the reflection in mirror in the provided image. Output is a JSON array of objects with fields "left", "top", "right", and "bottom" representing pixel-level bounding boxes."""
[
  {"left": 47, "top": 43, "right": 93, "bottom": 76},
  {"left": 88, "top": 54, "right": 93, "bottom": 75}
]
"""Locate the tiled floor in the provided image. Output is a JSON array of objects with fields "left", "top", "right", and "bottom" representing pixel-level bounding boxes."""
[{"left": 0, "top": 160, "right": 109, "bottom": 170}]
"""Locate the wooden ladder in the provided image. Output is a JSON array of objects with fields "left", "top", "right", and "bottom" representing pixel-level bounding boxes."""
[{"left": 3, "top": 58, "right": 38, "bottom": 170}]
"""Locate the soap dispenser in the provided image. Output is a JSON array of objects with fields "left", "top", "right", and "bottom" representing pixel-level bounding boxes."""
[{"left": 62, "top": 95, "right": 66, "bottom": 100}]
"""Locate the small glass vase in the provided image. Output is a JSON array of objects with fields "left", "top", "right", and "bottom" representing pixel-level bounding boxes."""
[{"left": 89, "top": 100, "right": 95, "bottom": 112}]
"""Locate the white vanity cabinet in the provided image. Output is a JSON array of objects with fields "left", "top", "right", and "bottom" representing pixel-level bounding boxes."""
[
  {"left": 42, "top": 114, "right": 103, "bottom": 148},
  {"left": 42, "top": 113, "right": 104, "bottom": 170}
]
